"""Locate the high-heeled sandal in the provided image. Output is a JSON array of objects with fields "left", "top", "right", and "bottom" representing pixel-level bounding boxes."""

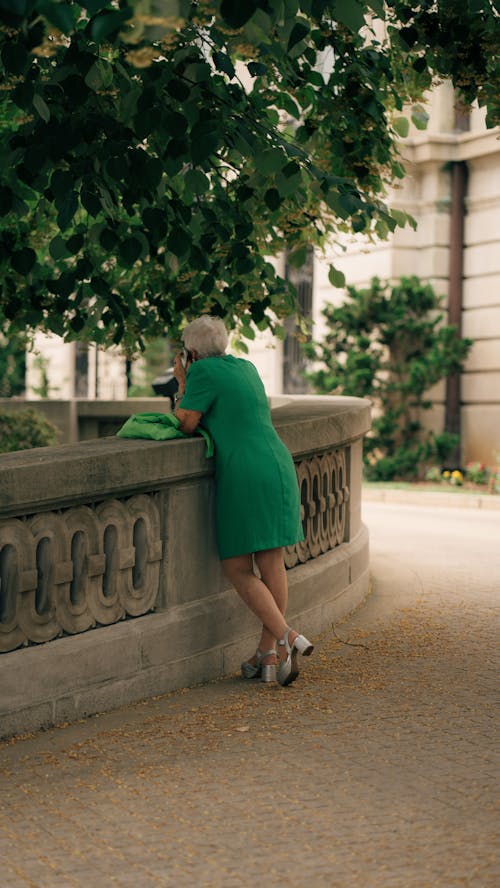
[
  {"left": 277, "top": 628, "right": 314, "bottom": 687},
  {"left": 241, "top": 648, "right": 277, "bottom": 683}
]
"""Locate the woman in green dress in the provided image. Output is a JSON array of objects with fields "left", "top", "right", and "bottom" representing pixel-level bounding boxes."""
[{"left": 173, "top": 316, "right": 314, "bottom": 687}]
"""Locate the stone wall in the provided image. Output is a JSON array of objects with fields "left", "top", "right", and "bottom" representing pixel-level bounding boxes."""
[{"left": 0, "top": 396, "right": 371, "bottom": 739}]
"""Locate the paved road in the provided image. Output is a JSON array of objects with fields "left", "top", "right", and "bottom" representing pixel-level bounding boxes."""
[{"left": 1, "top": 498, "right": 499, "bottom": 887}]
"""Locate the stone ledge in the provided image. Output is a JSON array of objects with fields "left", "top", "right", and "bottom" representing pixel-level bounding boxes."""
[{"left": 0, "top": 396, "right": 371, "bottom": 518}]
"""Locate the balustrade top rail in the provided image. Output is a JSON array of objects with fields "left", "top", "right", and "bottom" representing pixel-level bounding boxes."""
[{"left": 0, "top": 396, "right": 370, "bottom": 519}]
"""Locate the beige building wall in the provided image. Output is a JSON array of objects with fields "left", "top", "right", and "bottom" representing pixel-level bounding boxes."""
[
  {"left": 250, "top": 82, "right": 500, "bottom": 467},
  {"left": 26, "top": 334, "right": 127, "bottom": 400}
]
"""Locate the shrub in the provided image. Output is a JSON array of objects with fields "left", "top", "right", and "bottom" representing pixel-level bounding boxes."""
[
  {"left": 306, "top": 276, "right": 473, "bottom": 481},
  {"left": 465, "top": 461, "right": 488, "bottom": 485},
  {"left": 0, "top": 409, "right": 58, "bottom": 454}
]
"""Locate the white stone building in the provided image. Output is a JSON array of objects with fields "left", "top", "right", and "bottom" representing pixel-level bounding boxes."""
[{"left": 247, "top": 83, "right": 500, "bottom": 466}]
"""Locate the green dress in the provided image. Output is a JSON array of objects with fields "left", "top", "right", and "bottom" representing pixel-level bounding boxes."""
[{"left": 180, "top": 355, "right": 304, "bottom": 560}]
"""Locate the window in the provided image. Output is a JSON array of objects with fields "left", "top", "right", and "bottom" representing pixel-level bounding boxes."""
[{"left": 283, "top": 247, "right": 314, "bottom": 394}]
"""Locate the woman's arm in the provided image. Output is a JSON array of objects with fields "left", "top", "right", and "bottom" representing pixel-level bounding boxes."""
[
  {"left": 172, "top": 351, "right": 203, "bottom": 434},
  {"left": 173, "top": 405, "right": 203, "bottom": 434}
]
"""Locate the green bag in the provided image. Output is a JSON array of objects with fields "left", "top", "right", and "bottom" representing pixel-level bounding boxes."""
[{"left": 116, "top": 412, "right": 214, "bottom": 458}]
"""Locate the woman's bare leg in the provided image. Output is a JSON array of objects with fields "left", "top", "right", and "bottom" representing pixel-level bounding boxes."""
[
  {"left": 254, "top": 548, "right": 289, "bottom": 659},
  {"left": 223, "top": 549, "right": 296, "bottom": 665}
]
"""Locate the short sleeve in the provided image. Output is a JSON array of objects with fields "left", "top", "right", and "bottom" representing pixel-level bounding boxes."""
[{"left": 180, "top": 360, "right": 215, "bottom": 414}]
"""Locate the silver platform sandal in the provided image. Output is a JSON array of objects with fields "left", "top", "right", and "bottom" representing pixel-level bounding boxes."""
[
  {"left": 241, "top": 648, "right": 277, "bottom": 683},
  {"left": 277, "top": 628, "right": 314, "bottom": 687}
]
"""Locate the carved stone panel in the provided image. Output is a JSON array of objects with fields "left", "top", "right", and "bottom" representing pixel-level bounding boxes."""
[
  {"left": 285, "top": 447, "right": 350, "bottom": 569},
  {"left": 0, "top": 494, "right": 163, "bottom": 653}
]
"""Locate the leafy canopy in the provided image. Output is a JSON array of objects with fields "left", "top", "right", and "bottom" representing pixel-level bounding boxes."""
[{"left": 0, "top": 1, "right": 498, "bottom": 352}]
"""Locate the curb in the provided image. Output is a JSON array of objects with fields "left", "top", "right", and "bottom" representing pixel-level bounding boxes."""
[{"left": 362, "top": 485, "right": 500, "bottom": 511}]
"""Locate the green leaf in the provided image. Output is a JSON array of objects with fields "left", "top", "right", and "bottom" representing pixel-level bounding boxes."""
[
  {"left": 119, "top": 236, "right": 143, "bottom": 266},
  {"left": 166, "top": 78, "right": 191, "bottom": 101},
  {"left": 51, "top": 170, "right": 74, "bottom": 201},
  {"left": 243, "top": 10, "right": 273, "bottom": 45},
  {"left": 393, "top": 116, "right": 410, "bottom": 138},
  {"left": 12, "top": 80, "right": 34, "bottom": 110},
  {"left": 241, "top": 324, "right": 255, "bottom": 340},
  {"left": 142, "top": 157, "right": 163, "bottom": 190},
  {"left": 48, "top": 271, "right": 76, "bottom": 298},
  {"left": 367, "top": 1, "right": 385, "bottom": 19},
  {"left": 167, "top": 228, "right": 191, "bottom": 258},
  {"left": 247, "top": 61, "right": 267, "bottom": 76},
  {"left": 212, "top": 51, "right": 236, "bottom": 78},
  {"left": 254, "top": 149, "right": 286, "bottom": 174},
  {"left": 339, "top": 191, "right": 362, "bottom": 215},
  {"left": 39, "top": 0, "right": 76, "bottom": 32},
  {"left": 0, "top": 186, "right": 13, "bottom": 216},
  {"left": 283, "top": 160, "right": 300, "bottom": 179},
  {"left": 328, "top": 265, "right": 346, "bottom": 288},
  {"left": 106, "top": 155, "right": 129, "bottom": 182},
  {"left": 49, "top": 235, "right": 70, "bottom": 261},
  {"left": 277, "top": 92, "right": 301, "bottom": 119},
  {"left": 184, "top": 62, "right": 212, "bottom": 83},
  {"left": 288, "top": 21, "right": 310, "bottom": 51},
  {"left": 79, "top": 0, "right": 103, "bottom": 13},
  {"left": 264, "top": 188, "right": 281, "bottom": 211},
  {"left": 375, "top": 219, "right": 389, "bottom": 240},
  {"left": 33, "top": 93, "right": 50, "bottom": 123},
  {"left": 287, "top": 245, "right": 307, "bottom": 268},
  {"left": 90, "top": 9, "right": 132, "bottom": 44},
  {"left": 99, "top": 227, "right": 118, "bottom": 251},
  {"left": 11, "top": 248, "right": 36, "bottom": 275},
  {"left": 85, "top": 59, "right": 113, "bottom": 91},
  {"left": 220, "top": 0, "right": 257, "bottom": 29},
  {"left": 334, "top": 0, "right": 366, "bottom": 33},
  {"left": 190, "top": 122, "right": 220, "bottom": 163},
  {"left": 142, "top": 208, "right": 168, "bottom": 237},
  {"left": 80, "top": 186, "right": 101, "bottom": 217},
  {"left": 399, "top": 26, "right": 419, "bottom": 50},
  {"left": 184, "top": 169, "right": 210, "bottom": 194},
  {"left": 324, "top": 190, "right": 347, "bottom": 218},
  {"left": 164, "top": 111, "right": 188, "bottom": 137},
  {"left": 57, "top": 191, "right": 79, "bottom": 231},
  {"left": 411, "top": 105, "right": 429, "bottom": 131},
  {"left": 1, "top": 42, "right": 28, "bottom": 75},
  {"left": 390, "top": 208, "right": 409, "bottom": 228},
  {"left": 66, "top": 233, "right": 84, "bottom": 255}
]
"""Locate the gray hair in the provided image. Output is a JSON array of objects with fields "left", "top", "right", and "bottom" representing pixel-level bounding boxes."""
[{"left": 182, "top": 316, "right": 229, "bottom": 358}]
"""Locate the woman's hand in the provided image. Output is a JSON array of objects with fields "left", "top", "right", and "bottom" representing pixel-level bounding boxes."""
[{"left": 173, "top": 352, "right": 187, "bottom": 393}]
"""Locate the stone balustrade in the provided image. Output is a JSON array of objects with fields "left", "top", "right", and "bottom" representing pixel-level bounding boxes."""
[{"left": 0, "top": 396, "right": 370, "bottom": 739}]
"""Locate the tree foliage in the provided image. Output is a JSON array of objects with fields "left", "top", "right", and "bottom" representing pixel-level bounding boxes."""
[
  {"left": 0, "top": 407, "right": 58, "bottom": 452},
  {"left": 0, "top": 1, "right": 498, "bottom": 352},
  {"left": 0, "top": 309, "right": 27, "bottom": 396},
  {"left": 306, "top": 276, "right": 473, "bottom": 480}
]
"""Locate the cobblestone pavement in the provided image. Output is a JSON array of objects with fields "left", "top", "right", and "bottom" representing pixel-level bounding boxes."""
[{"left": 1, "top": 499, "right": 499, "bottom": 887}]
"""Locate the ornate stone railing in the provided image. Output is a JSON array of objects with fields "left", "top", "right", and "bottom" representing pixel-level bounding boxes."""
[
  {"left": 0, "top": 495, "right": 162, "bottom": 652},
  {"left": 0, "top": 395, "right": 370, "bottom": 738},
  {"left": 0, "top": 447, "right": 350, "bottom": 653}
]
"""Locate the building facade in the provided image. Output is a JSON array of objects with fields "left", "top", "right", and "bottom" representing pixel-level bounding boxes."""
[{"left": 247, "top": 83, "right": 500, "bottom": 467}]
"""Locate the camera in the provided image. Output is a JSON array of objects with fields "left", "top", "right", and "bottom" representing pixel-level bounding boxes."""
[{"left": 180, "top": 349, "right": 192, "bottom": 369}]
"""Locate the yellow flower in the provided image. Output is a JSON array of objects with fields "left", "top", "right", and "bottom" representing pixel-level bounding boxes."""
[{"left": 442, "top": 470, "right": 451, "bottom": 479}]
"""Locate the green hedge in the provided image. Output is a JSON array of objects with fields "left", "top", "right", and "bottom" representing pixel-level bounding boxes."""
[{"left": 0, "top": 409, "right": 58, "bottom": 454}]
